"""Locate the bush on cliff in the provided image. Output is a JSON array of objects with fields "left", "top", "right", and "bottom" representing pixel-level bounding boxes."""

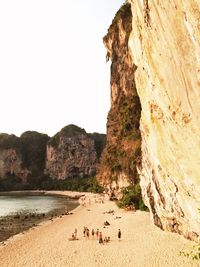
[
  {"left": 116, "top": 184, "right": 149, "bottom": 211},
  {"left": 20, "top": 131, "right": 50, "bottom": 174},
  {"left": 0, "top": 134, "right": 20, "bottom": 150}
]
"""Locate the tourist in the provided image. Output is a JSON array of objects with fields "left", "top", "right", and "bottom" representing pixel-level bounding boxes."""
[
  {"left": 74, "top": 228, "right": 77, "bottom": 239},
  {"left": 91, "top": 229, "right": 95, "bottom": 239},
  {"left": 86, "top": 228, "right": 90, "bottom": 239},
  {"left": 83, "top": 226, "right": 86, "bottom": 237},
  {"left": 96, "top": 228, "right": 99, "bottom": 239},
  {"left": 72, "top": 233, "right": 75, "bottom": 240},
  {"left": 118, "top": 229, "right": 121, "bottom": 241},
  {"left": 99, "top": 232, "right": 103, "bottom": 244}
]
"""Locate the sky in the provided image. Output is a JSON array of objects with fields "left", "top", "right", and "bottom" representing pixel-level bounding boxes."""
[{"left": 0, "top": 0, "right": 123, "bottom": 137}]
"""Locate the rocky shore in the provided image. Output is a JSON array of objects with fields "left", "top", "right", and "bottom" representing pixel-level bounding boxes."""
[{"left": 0, "top": 191, "right": 80, "bottom": 243}]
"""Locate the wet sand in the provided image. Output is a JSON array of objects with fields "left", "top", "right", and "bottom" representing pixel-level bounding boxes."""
[{"left": 0, "top": 191, "right": 79, "bottom": 242}]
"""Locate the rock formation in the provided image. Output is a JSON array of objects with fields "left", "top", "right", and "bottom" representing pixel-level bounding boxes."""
[
  {"left": 0, "top": 132, "right": 49, "bottom": 190},
  {"left": 45, "top": 125, "right": 105, "bottom": 179},
  {"left": 99, "top": 1, "right": 200, "bottom": 241},
  {"left": 0, "top": 134, "right": 29, "bottom": 182},
  {"left": 98, "top": 3, "right": 142, "bottom": 198},
  {"left": 0, "top": 126, "right": 106, "bottom": 190}
]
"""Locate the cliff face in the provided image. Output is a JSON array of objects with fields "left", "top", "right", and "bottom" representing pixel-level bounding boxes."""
[
  {"left": 129, "top": 0, "right": 200, "bottom": 240},
  {"left": 0, "top": 127, "right": 105, "bottom": 190},
  {"left": 0, "top": 134, "right": 29, "bottom": 183},
  {"left": 0, "top": 132, "right": 50, "bottom": 190},
  {"left": 0, "top": 148, "right": 29, "bottom": 181},
  {"left": 101, "top": 1, "right": 200, "bottom": 240},
  {"left": 98, "top": 4, "right": 142, "bottom": 197},
  {"left": 45, "top": 125, "right": 105, "bottom": 180}
]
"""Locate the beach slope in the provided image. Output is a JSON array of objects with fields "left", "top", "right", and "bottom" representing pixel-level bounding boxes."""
[{"left": 0, "top": 192, "right": 198, "bottom": 267}]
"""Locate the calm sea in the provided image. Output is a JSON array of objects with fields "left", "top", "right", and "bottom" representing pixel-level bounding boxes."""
[{"left": 0, "top": 194, "right": 78, "bottom": 217}]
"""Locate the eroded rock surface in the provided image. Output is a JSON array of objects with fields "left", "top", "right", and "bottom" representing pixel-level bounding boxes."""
[
  {"left": 98, "top": 3, "right": 142, "bottom": 198},
  {"left": 129, "top": 0, "right": 200, "bottom": 240},
  {"left": 99, "top": 0, "right": 200, "bottom": 241},
  {"left": 45, "top": 125, "right": 105, "bottom": 179}
]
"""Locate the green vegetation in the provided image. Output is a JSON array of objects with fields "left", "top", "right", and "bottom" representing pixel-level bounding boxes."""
[
  {"left": 40, "top": 176, "right": 104, "bottom": 193},
  {"left": 0, "top": 174, "right": 104, "bottom": 193},
  {"left": 101, "top": 94, "right": 141, "bottom": 182},
  {"left": 0, "top": 131, "right": 50, "bottom": 190},
  {"left": 0, "top": 134, "right": 20, "bottom": 150},
  {"left": 180, "top": 244, "right": 200, "bottom": 261},
  {"left": 20, "top": 131, "right": 50, "bottom": 188},
  {"left": 116, "top": 185, "right": 149, "bottom": 211},
  {"left": 0, "top": 173, "right": 24, "bottom": 191},
  {"left": 88, "top": 132, "right": 106, "bottom": 159}
]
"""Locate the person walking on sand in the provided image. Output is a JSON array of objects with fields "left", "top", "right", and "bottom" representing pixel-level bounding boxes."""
[
  {"left": 86, "top": 228, "right": 90, "bottom": 239},
  {"left": 83, "top": 226, "right": 86, "bottom": 237},
  {"left": 118, "top": 229, "right": 121, "bottom": 241},
  {"left": 91, "top": 229, "right": 95, "bottom": 239},
  {"left": 99, "top": 232, "right": 103, "bottom": 244},
  {"left": 96, "top": 228, "right": 99, "bottom": 239},
  {"left": 74, "top": 228, "right": 77, "bottom": 239}
]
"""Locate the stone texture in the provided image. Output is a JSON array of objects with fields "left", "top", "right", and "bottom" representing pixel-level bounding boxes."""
[
  {"left": 128, "top": 0, "right": 200, "bottom": 241},
  {"left": 45, "top": 125, "right": 103, "bottom": 179},
  {"left": 99, "top": 0, "right": 200, "bottom": 241},
  {"left": 0, "top": 148, "right": 29, "bottom": 181},
  {"left": 98, "top": 3, "right": 142, "bottom": 198}
]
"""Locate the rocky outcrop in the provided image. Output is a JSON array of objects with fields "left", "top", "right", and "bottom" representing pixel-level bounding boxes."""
[
  {"left": 0, "top": 132, "right": 50, "bottom": 190},
  {"left": 97, "top": 3, "right": 142, "bottom": 198},
  {"left": 0, "top": 148, "right": 29, "bottom": 181},
  {"left": 45, "top": 125, "right": 105, "bottom": 179},
  {"left": 100, "top": 1, "right": 200, "bottom": 241},
  {"left": 0, "top": 134, "right": 29, "bottom": 182}
]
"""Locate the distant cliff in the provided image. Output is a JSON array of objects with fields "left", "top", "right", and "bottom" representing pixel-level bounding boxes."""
[
  {"left": 0, "top": 132, "right": 50, "bottom": 190},
  {"left": 0, "top": 126, "right": 105, "bottom": 190},
  {"left": 45, "top": 125, "right": 105, "bottom": 179},
  {"left": 98, "top": 0, "right": 200, "bottom": 241}
]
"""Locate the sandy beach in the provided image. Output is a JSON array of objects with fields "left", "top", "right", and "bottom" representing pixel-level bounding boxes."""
[{"left": 0, "top": 191, "right": 199, "bottom": 267}]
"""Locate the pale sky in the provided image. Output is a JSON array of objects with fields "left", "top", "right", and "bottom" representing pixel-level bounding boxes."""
[{"left": 0, "top": 0, "right": 123, "bottom": 137}]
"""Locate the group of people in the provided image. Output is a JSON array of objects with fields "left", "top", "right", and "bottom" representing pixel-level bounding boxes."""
[{"left": 70, "top": 227, "right": 121, "bottom": 244}]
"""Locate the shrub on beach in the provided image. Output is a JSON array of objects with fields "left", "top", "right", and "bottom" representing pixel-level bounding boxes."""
[{"left": 116, "top": 184, "right": 149, "bottom": 211}]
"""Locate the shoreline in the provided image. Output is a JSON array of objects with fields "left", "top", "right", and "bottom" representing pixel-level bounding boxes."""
[
  {"left": 0, "top": 191, "right": 199, "bottom": 267},
  {"left": 0, "top": 190, "right": 83, "bottom": 243}
]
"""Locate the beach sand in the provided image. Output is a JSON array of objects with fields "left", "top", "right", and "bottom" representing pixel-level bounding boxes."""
[{"left": 0, "top": 191, "right": 199, "bottom": 267}]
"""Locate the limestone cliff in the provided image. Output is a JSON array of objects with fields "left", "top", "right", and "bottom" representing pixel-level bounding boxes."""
[
  {"left": 130, "top": 0, "right": 200, "bottom": 241},
  {"left": 98, "top": 3, "right": 142, "bottom": 198},
  {"left": 45, "top": 125, "right": 105, "bottom": 180},
  {"left": 0, "top": 132, "right": 50, "bottom": 190},
  {"left": 0, "top": 134, "right": 29, "bottom": 182},
  {"left": 100, "top": 1, "right": 200, "bottom": 241}
]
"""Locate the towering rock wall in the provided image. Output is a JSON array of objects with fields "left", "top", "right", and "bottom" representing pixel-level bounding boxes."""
[
  {"left": 98, "top": 3, "right": 142, "bottom": 197},
  {"left": 100, "top": 1, "right": 200, "bottom": 240},
  {"left": 45, "top": 125, "right": 105, "bottom": 179},
  {"left": 129, "top": 0, "right": 200, "bottom": 240}
]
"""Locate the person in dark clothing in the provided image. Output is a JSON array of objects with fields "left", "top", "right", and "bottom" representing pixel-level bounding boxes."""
[{"left": 118, "top": 229, "right": 121, "bottom": 241}]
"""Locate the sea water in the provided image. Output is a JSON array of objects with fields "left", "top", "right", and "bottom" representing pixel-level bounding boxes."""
[{"left": 0, "top": 194, "right": 78, "bottom": 217}]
